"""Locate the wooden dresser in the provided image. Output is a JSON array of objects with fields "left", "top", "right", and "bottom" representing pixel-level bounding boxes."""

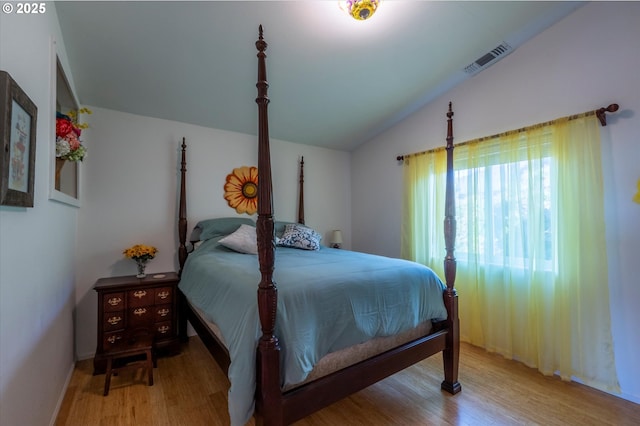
[{"left": 93, "top": 272, "right": 180, "bottom": 374}]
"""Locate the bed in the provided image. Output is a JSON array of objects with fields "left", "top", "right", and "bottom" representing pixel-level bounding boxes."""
[{"left": 176, "top": 26, "right": 460, "bottom": 426}]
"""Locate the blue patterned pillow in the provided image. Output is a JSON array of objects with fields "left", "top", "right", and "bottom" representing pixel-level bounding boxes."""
[{"left": 278, "top": 224, "right": 322, "bottom": 251}]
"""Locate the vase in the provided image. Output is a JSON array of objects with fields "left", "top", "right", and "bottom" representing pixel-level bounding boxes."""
[
  {"left": 136, "top": 260, "right": 147, "bottom": 278},
  {"left": 55, "top": 158, "right": 66, "bottom": 190}
]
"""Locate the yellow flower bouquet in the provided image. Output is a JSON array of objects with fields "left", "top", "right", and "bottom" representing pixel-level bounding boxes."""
[{"left": 123, "top": 244, "right": 158, "bottom": 278}]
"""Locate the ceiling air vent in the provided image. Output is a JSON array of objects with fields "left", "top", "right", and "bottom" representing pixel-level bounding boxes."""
[{"left": 464, "top": 42, "right": 513, "bottom": 75}]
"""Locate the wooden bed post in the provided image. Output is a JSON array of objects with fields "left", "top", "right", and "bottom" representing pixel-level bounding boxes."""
[
  {"left": 178, "top": 137, "right": 188, "bottom": 275},
  {"left": 441, "top": 102, "right": 461, "bottom": 394},
  {"left": 254, "top": 25, "right": 283, "bottom": 425},
  {"left": 177, "top": 138, "right": 189, "bottom": 341},
  {"left": 298, "top": 156, "right": 305, "bottom": 225}
]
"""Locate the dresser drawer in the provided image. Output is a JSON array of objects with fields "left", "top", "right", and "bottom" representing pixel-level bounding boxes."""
[
  {"left": 103, "top": 331, "right": 126, "bottom": 350},
  {"left": 154, "top": 321, "right": 173, "bottom": 338},
  {"left": 154, "top": 304, "right": 172, "bottom": 322},
  {"left": 155, "top": 287, "right": 173, "bottom": 304},
  {"left": 128, "top": 288, "right": 154, "bottom": 307},
  {"left": 129, "top": 306, "right": 154, "bottom": 328},
  {"left": 103, "top": 292, "right": 125, "bottom": 312},
  {"left": 103, "top": 311, "right": 125, "bottom": 332}
]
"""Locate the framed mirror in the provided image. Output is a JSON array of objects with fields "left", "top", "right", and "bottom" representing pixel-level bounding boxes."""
[{"left": 50, "top": 41, "right": 82, "bottom": 207}]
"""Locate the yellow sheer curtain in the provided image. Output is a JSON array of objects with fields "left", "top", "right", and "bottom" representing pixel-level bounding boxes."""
[
  {"left": 402, "top": 114, "right": 619, "bottom": 393},
  {"left": 401, "top": 148, "right": 447, "bottom": 266}
]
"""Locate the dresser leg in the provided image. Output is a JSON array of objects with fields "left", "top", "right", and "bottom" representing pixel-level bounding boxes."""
[
  {"left": 146, "top": 348, "right": 154, "bottom": 386},
  {"left": 103, "top": 357, "right": 113, "bottom": 396}
]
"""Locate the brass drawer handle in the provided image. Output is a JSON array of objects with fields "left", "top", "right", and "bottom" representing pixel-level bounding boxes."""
[
  {"left": 157, "top": 308, "right": 170, "bottom": 317},
  {"left": 107, "top": 335, "right": 122, "bottom": 344},
  {"left": 157, "top": 291, "right": 170, "bottom": 299},
  {"left": 107, "top": 297, "right": 122, "bottom": 306},
  {"left": 107, "top": 316, "right": 122, "bottom": 325},
  {"left": 134, "top": 308, "right": 147, "bottom": 316},
  {"left": 133, "top": 290, "right": 147, "bottom": 299},
  {"left": 157, "top": 325, "right": 170, "bottom": 334}
]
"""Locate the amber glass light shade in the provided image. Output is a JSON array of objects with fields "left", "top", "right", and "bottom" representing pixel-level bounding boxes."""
[{"left": 340, "top": 0, "right": 380, "bottom": 21}]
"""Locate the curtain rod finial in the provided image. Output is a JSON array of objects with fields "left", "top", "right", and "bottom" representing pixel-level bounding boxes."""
[{"left": 596, "top": 103, "right": 619, "bottom": 126}]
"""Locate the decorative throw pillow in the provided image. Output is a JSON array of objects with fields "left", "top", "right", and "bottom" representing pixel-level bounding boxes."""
[
  {"left": 218, "top": 224, "right": 258, "bottom": 254},
  {"left": 278, "top": 224, "right": 322, "bottom": 251},
  {"left": 274, "top": 220, "right": 299, "bottom": 238}
]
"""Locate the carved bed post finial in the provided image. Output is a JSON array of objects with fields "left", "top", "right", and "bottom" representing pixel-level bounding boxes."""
[{"left": 256, "top": 25, "right": 268, "bottom": 56}]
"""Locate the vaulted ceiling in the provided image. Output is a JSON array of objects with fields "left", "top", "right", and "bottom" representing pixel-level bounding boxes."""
[{"left": 55, "top": 1, "right": 582, "bottom": 151}]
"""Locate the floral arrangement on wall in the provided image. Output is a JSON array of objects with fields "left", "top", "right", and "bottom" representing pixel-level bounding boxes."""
[
  {"left": 55, "top": 108, "right": 91, "bottom": 162},
  {"left": 224, "top": 166, "right": 258, "bottom": 215}
]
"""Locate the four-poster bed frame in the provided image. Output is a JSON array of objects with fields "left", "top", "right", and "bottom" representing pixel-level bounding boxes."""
[{"left": 177, "top": 26, "right": 460, "bottom": 425}]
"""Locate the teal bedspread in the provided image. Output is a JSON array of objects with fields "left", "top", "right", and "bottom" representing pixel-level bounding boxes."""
[{"left": 179, "top": 237, "right": 447, "bottom": 426}]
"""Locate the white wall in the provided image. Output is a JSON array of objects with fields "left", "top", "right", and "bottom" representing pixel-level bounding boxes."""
[
  {"left": 352, "top": 2, "right": 640, "bottom": 404},
  {"left": 74, "top": 107, "right": 351, "bottom": 359},
  {"left": 0, "top": 6, "right": 78, "bottom": 426}
]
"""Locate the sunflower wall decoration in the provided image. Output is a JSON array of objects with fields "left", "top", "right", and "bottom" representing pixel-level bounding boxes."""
[{"left": 224, "top": 166, "right": 258, "bottom": 215}]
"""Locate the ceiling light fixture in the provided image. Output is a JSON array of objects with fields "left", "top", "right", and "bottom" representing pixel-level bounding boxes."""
[{"left": 340, "top": 0, "right": 381, "bottom": 21}]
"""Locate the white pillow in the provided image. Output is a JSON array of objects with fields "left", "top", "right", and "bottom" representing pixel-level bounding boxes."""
[{"left": 218, "top": 224, "right": 258, "bottom": 254}]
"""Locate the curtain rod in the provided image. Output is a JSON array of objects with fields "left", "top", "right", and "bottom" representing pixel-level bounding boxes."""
[{"left": 396, "top": 103, "right": 619, "bottom": 162}]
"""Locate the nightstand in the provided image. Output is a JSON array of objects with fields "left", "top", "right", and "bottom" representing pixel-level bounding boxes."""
[{"left": 93, "top": 272, "right": 180, "bottom": 374}]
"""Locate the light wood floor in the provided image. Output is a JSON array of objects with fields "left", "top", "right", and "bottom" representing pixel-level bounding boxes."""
[{"left": 56, "top": 337, "right": 639, "bottom": 426}]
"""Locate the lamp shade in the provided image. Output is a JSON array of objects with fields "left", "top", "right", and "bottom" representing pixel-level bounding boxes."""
[{"left": 331, "top": 230, "right": 343, "bottom": 245}]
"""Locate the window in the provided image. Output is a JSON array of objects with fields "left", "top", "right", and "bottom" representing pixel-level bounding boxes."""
[{"left": 454, "top": 145, "right": 553, "bottom": 270}]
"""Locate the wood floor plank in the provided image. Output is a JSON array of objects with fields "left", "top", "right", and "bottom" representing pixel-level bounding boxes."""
[{"left": 55, "top": 337, "right": 639, "bottom": 425}]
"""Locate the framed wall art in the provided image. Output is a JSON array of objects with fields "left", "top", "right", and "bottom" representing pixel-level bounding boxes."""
[{"left": 0, "top": 71, "right": 37, "bottom": 208}]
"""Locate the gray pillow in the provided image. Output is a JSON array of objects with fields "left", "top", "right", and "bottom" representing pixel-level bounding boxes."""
[{"left": 190, "top": 217, "right": 255, "bottom": 242}]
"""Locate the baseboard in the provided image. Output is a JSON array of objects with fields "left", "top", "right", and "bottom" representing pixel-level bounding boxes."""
[
  {"left": 571, "top": 375, "right": 640, "bottom": 406},
  {"left": 49, "top": 361, "right": 75, "bottom": 426},
  {"left": 614, "top": 390, "right": 640, "bottom": 405},
  {"left": 76, "top": 351, "right": 95, "bottom": 361}
]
